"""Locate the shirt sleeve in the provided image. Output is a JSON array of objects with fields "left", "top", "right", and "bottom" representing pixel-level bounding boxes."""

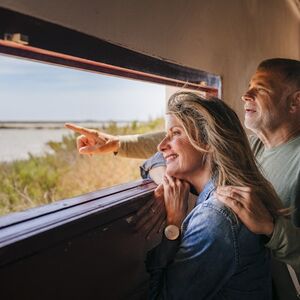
[
  {"left": 140, "top": 152, "right": 166, "bottom": 179},
  {"left": 265, "top": 216, "right": 300, "bottom": 278},
  {"left": 146, "top": 204, "right": 237, "bottom": 299},
  {"left": 117, "top": 131, "right": 165, "bottom": 159}
]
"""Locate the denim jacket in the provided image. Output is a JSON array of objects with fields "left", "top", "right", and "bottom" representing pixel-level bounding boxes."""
[{"left": 146, "top": 180, "right": 272, "bottom": 300}]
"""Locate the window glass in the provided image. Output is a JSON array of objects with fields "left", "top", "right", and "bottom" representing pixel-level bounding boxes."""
[{"left": 0, "top": 55, "right": 166, "bottom": 215}]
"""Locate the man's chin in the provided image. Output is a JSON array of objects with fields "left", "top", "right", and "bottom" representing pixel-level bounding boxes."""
[{"left": 244, "top": 119, "right": 257, "bottom": 132}]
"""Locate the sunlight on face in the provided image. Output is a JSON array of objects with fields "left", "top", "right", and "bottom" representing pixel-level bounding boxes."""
[
  {"left": 158, "top": 114, "right": 204, "bottom": 180},
  {"left": 242, "top": 70, "right": 291, "bottom": 133}
]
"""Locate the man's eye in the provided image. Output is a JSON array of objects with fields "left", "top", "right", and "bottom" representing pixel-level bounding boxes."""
[{"left": 256, "top": 88, "right": 267, "bottom": 93}]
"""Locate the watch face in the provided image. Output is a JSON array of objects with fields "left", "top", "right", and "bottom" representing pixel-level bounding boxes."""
[{"left": 164, "top": 224, "right": 180, "bottom": 240}]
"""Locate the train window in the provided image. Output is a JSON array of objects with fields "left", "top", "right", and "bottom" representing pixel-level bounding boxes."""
[
  {"left": 0, "top": 54, "right": 168, "bottom": 215},
  {"left": 0, "top": 8, "right": 221, "bottom": 217}
]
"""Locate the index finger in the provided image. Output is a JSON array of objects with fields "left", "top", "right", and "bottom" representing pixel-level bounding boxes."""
[
  {"left": 163, "top": 174, "right": 176, "bottom": 189},
  {"left": 65, "top": 123, "right": 95, "bottom": 137}
]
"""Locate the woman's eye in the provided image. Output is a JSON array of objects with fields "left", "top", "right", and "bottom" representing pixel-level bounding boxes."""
[{"left": 172, "top": 131, "right": 181, "bottom": 136}]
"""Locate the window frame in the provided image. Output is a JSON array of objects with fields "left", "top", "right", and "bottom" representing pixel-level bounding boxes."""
[
  {"left": 0, "top": 6, "right": 221, "bottom": 232},
  {"left": 0, "top": 7, "right": 222, "bottom": 299},
  {"left": 0, "top": 7, "right": 221, "bottom": 96}
]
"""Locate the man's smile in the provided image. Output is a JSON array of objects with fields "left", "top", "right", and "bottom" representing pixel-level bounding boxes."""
[{"left": 244, "top": 105, "right": 257, "bottom": 117}]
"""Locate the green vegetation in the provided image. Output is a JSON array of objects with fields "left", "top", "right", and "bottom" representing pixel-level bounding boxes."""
[{"left": 0, "top": 118, "right": 164, "bottom": 216}]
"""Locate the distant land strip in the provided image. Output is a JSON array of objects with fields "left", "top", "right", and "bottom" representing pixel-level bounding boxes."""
[{"left": 0, "top": 121, "right": 142, "bottom": 129}]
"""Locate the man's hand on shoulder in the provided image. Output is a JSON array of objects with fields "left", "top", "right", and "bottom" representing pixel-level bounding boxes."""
[{"left": 215, "top": 185, "right": 274, "bottom": 236}]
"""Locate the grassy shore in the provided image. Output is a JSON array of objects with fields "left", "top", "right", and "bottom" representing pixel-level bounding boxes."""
[{"left": 0, "top": 119, "right": 164, "bottom": 216}]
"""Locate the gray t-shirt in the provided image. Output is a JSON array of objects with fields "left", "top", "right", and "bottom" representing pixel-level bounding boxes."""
[{"left": 249, "top": 135, "right": 300, "bottom": 227}]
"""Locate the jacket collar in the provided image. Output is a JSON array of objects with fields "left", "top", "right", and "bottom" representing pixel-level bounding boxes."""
[{"left": 195, "top": 179, "right": 215, "bottom": 206}]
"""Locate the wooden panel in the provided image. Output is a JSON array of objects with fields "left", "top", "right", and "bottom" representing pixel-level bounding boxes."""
[{"left": 0, "top": 180, "right": 160, "bottom": 300}]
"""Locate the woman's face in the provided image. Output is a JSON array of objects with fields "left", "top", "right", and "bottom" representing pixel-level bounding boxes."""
[{"left": 158, "top": 114, "right": 205, "bottom": 180}]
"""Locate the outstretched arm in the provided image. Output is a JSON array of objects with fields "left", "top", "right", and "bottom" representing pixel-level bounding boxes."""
[
  {"left": 118, "top": 132, "right": 165, "bottom": 158},
  {"left": 65, "top": 123, "right": 164, "bottom": 159},
  {"left": 65, "top": 123, "right": 120, "bottom": 154}
]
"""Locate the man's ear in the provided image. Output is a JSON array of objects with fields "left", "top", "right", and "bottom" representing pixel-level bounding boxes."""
[{"left": 289, "top": 90, "right": 300, "bottom": 113}]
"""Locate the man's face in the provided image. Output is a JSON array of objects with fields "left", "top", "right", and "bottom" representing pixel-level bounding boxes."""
[{"left": 242, "top": 70, "right": 291, "bottom": 133}]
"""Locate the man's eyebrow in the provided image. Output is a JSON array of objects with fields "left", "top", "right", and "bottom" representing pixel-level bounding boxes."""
[{"left": 249, "top": 80, "right": 272, "bottom": 89}]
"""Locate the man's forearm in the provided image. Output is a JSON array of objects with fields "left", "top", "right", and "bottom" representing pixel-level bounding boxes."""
[
  {"left": 266, "top": 217, "right": 300, "bottom": 277},
  {"left": 117, "top": 131, "right": 165, "bottom": 159}
]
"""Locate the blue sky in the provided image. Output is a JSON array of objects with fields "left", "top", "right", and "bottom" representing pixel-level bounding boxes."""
[{"left": 0, "top": 55, "right": 166, "bottom": 121}]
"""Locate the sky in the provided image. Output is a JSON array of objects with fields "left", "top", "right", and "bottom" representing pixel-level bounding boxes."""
[{"left": 0, "top": 54, "right": 166, "bottom": 122}]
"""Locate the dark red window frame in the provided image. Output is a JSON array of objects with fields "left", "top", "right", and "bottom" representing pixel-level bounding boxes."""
[{"left": 0, "top": 7, "right": 221, "bottom": 97}]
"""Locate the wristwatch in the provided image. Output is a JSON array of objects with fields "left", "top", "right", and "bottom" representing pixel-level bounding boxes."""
[{"left": 164, "top": 224, "right": 180, "bottom": 240}]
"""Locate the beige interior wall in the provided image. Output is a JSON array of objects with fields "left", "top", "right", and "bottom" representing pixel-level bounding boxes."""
[{"left": 1, "top": 0, "right": 299, "bottom": 119}]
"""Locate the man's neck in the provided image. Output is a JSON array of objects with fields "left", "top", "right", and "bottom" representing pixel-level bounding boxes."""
[{"left": 254, "top": 125, "right": 300, "bottom": 149}]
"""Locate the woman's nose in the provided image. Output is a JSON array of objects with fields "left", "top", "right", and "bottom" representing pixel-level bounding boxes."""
[{"left": 158, "top": 136, "right": 170, "bottom": 152}]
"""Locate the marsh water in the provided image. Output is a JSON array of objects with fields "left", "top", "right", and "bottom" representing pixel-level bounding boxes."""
[{"left": 0, "top": 128, "right": 70, "bottom": 162}]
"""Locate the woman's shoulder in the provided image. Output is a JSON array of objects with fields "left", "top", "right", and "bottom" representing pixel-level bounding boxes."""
[
  {"left": 205, "top": 196, "right": 239, "bottom": 225},
  {"left": 194, "top": 194, "right": 239, "bottom": 226},
  {"left": 183, "top": 194, "right": 240, "bottom": 235},
  {"left": 180, "top": 195, "right": 240, "bottom": 260}
]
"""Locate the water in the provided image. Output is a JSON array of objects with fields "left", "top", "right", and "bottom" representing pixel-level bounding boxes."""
[{"left": 0, "top": 128, "right": 70, "bottom": 162}]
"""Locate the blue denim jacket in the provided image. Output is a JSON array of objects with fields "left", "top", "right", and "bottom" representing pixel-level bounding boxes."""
[{"left": 146, "top": 180, "right": 272, "bottom": 300}]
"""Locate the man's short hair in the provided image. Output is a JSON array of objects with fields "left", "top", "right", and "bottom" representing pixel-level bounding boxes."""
[{"left": 258, "top": 58, "right": 300, "bottom": 88}]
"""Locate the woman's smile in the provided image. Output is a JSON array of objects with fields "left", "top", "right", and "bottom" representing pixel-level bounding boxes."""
[{"left": 164, "top": 153, "right": 178, "bottom": 164}]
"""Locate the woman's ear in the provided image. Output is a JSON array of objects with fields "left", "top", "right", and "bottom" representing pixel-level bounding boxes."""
[{"left": 289, "top": 90, "right": 300, "bottom": 113}]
